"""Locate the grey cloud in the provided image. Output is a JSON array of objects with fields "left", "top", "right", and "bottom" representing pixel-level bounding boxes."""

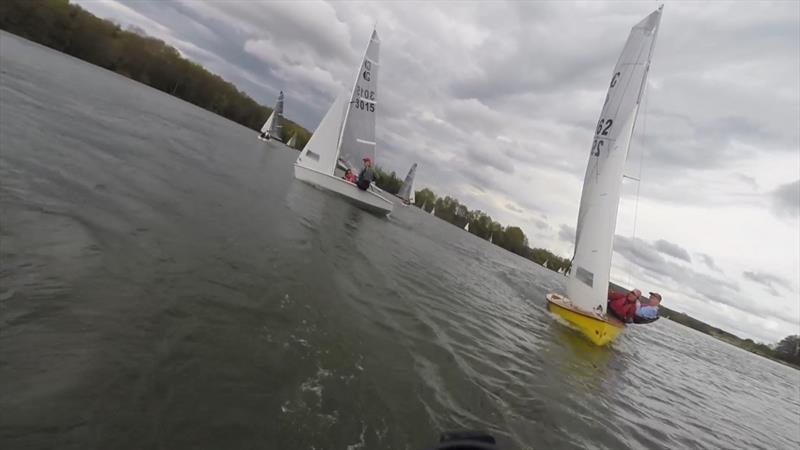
[
  {"left": 653, "top": 239, "right": 692, "bottom": 262},
  {"left": 612, "top": 235, "right": 791, "bottom": 322},
  {"left": 698, "top": 253, "right": 723, "bottom": 273},
  {"left": 533, "top": 218, "right": 549, "bottom": 230},
  {"left": 505, "top": 203, "right": 524, "bottom": 214},
  {"left": 771, "top": 179, "right": 799, "bottom": 218},
  {"left": 743, "top": 271, "right": 793, "bottom": 297},
  {"left": 558, "top": 224, "right": 575, "bottom": 243}
]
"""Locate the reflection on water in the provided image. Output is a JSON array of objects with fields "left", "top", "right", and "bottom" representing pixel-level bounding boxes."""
[{"left": 1, "top": 31, "right": 799, "bottom": 450}]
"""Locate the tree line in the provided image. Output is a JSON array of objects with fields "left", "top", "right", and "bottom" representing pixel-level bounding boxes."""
[
  {"left": 0, "top": 0, "right": 311, "bottom": 149},
  {"left": 372, "top": 171, "right": 571, "bottom": 273}
]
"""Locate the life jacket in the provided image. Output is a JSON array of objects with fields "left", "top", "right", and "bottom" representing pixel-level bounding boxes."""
[{"left": 608, "top": 292, "right": 636, "bottom": 322}]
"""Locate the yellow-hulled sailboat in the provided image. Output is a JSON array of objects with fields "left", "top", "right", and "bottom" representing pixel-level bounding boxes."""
[{"left": 547, "top": 6, "right": 663, "bottom": 346}]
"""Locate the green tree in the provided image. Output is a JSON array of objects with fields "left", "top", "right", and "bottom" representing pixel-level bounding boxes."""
[
  {"left": 373, "top": 166, "right": 403, "bottom": 194},
  {"left": 502, "top": 226, "right": 528, "bottom": 256},
  {"left": 776, "top": 335, "right": 800, "bottom": 364},
  {"left": 414, "top": 188, "right": 436, "bottom": 211},
  {"left": 0, "top": 0, "right": 310, "bottom": 141}
]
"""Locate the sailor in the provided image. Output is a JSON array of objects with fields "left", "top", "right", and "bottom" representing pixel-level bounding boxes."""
[
  {"left": 356, "top": 157, "right": 374, "bottom": 191},
  {"left": 607, "top": 288, "right": 641, "bottom": 323},
  {"left": 344, "top": 168, "right": 357, "bottom": 183},
  {"left": 635, "top": 292, "right": 661, "bottom": 321}
]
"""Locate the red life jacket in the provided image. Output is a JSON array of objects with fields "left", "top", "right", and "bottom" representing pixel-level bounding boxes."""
[{"left": 608, "top": 291, "right": 636, "bottom": 321}]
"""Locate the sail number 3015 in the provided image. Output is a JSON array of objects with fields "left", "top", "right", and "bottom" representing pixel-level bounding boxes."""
[{"left": 354, "top": 85, "right": 375, "bottom": 112}]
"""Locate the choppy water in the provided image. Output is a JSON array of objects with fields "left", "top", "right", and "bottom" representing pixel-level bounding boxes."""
[{"left": 1, "top": 31, "right": 799, "bottom": 450}]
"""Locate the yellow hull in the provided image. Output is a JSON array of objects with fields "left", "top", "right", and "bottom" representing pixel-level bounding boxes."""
[{"left": 546, "top": 293, "right": 624, "bottom": 346}]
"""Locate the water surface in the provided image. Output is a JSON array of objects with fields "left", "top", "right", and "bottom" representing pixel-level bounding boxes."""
[{"left": 1, "top": 32, "right": 798, "bottom": 450}]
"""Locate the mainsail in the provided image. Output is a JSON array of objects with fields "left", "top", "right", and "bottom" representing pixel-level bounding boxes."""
[
  {"left": 270, "top": 91, "right": 284, "bottom": 140},
  {"left": 566, "top": 7, "right": 662, "bottom": 316},
  {"left": 338, "top": 30, "right": 380, "bottom": 170},
  {"left": 398, "top": 163, "right": 417, "bottom": 202}
]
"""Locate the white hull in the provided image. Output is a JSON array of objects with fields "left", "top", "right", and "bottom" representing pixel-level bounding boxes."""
[{"left": 294, "top": 164, "right": 393, "bottom": 215}]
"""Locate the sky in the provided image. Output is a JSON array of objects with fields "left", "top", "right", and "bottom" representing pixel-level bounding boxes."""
[{"left": 73, "top": 0, "right": 800, "bottom": 343}]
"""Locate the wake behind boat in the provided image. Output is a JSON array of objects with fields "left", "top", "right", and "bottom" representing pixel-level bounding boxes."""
[
  {"left": 294, "top": 29, "right": 393, "bottom": 216},
  {"left": 546, "top": 6, "right": 663, "bottom": 346}
]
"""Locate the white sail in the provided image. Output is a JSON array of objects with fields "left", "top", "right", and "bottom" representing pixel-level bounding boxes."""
[
  {"left": 260, "top": 111, "right": 274, "bottom": 134},
  {"left": 464, "top": 222, "right": 469, "bottom": 231},
  {"left": 271, "top": 91, "right": 285, "bottom": 140},
  {"left": 566, "top": 7, "right": 662, "bottom": 316},
  {"left": 296, "top": 94, "right": 348, "bottom": 175},
  {"left": 287, "top": 133, "right": 297, "bottom": 148},
  {"left": 430, "top": 207, "right": 435, "bottom": 216},
  {"left": 398, "top": 163, "right": 417, "bottom": 202},
  {"left": 338, "top": 30, "right": 380, "bottom": 170}
]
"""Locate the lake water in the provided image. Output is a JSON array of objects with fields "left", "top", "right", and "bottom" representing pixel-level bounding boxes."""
[{"left": 1, "top": 31, "right": 798, "bottom": 450}]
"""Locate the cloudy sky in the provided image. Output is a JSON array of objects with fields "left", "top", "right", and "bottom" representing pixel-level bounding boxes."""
[{"left": 74, "top": 0, "right": 799, "bottom": 343}]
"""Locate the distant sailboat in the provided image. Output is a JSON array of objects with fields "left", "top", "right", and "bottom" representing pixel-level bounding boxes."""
[
  {"left": 397, "top": 163, "right": 417, "bottom": 205},
  {"left": 463, "top": 222, "right": 469, "bottom": 231},
  {"left": 293, "top": 30, "right": 393, "bottom": 216},
  {"left": 286, "top": 133, "right": 297, "bottom": 148},
  {"left": 430, "top": 207, "right": 436, "bottom": 216},
  {"left": 489, "top": 232, "right": 493, "bottom": 244},
  {"left": 259, "top": 91, "right": 284, "bottom": 141},
  {"left": 546, "top": 6, "right": 663, "bottom": 346}
]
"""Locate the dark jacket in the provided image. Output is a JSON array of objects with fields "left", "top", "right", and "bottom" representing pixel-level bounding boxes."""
[{"left": 357, "top": 166, "right": 374, "bottom": 190}]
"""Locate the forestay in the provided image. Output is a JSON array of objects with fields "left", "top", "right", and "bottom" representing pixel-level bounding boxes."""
[
  {"left": 338, "top": 30, "right": 380, "bottom": 170},
  {"left": 566, "top": 7, "right": 662, "bottom": 316}
]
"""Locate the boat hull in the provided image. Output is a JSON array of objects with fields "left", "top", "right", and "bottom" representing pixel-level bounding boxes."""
[
  {"left": 294, "top": 164, "right": 394, "bottom": 216},
  {"left": 546, "top": 293, "right": 624, "bottom": 346}
]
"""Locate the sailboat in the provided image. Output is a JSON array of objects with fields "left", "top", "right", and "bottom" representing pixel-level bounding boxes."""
[
  {"left": 546, "top": 6, "right": 663, "bottom": 346},
  {"left": 463, "top": 222, "right": 469, "bottom": 231},
  {"left": 259, "top": 91, "right": 284, "bottom": 141},
  {"left": 293, "top": 30, "right": 393, "bottom": 216},
  {"left": 397, "top": 163, "right": 417, "bottom": 206},
  {"left": 286, "top": 133, "right": 298, "bottom": 148}
]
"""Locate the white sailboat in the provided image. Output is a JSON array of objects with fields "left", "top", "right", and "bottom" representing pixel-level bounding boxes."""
[
  {"left": 293, "top": 30, "right": 393, "bottom": 216},
  {"left": 286, "top": 133, "right": 297, "bottom": 148},
  {"left": 259, "top": 91, "right": 284, "bottom": 141},
  {"left": 397, "top": 163, "right": 417, "bottom": 205},
  {"left": 463, "top": 222, "right": 469, "bottom": 231},
  {"left": 546, "top": 6, "right": 663, "bottom": 346}
]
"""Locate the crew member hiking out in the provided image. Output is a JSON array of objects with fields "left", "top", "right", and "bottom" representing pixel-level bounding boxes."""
[
  {"left": 357, "top": 157, "right": 374, "bottom": 191},
  {"left": 607, "top": 288, "right": 641, "bottom": 323}
]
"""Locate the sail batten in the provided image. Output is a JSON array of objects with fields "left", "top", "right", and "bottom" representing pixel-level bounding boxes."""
[{"left": 566, "top": 8, "right": 662, "bottom": 316}]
